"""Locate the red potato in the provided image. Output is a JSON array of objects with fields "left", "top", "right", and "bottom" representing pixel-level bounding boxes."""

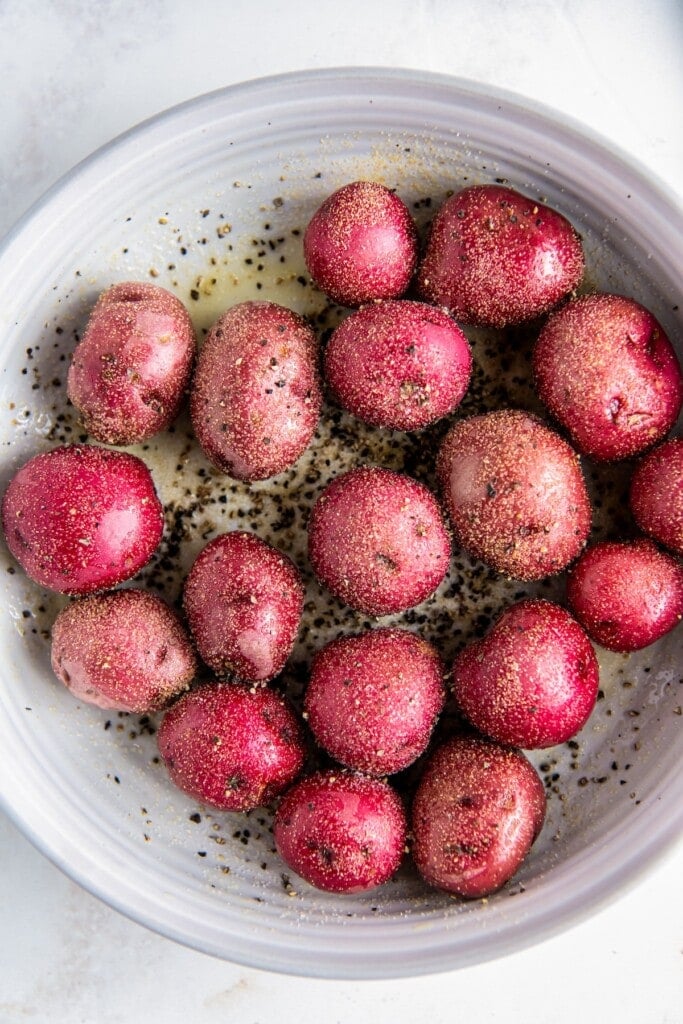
[
  {"left": 190, "top": 301, "right": 322, "bottom": 482},
  {"left": 452, "top": 599, "right": 599, "bottom": 749},
  {"left": 304, "top": 628, "right": 445, "bottom": 776},
  {"left": 67, "top": 281, "right": 196, "bottom": 445},
  {"left": 416, "top": 184, "right": 584, "bottom": 328},
  {"left": 324, "top": 300, "right": 472, "bottom": 431},
  {"left": 273, "top": 771, "right": 407, "bottom": 893},
  {"left": 307, "top": 465, "right": 451, "bottom": 616},
  {"left": 566, "top": 538, "right": 683, "bottom": 652},
  {"left": 411, "top": 735, "right": 546, "bottom": 898},
  {"left": 183, "top": 531, "right": 304, "bottom": 682},
  {"left": 51, "top": 588, "right": 197, "bottom": 713},
  {"left": 629, "top": 438, "right": 683, "bottom": 555},
  {"left": 157, "top": 682, "right": 305, "bottom": 812},
  {"left": 436, "top": 410, "right": 591, "bottom": 581},
  {"left": 1, "top": 444, "right": 163, "bottom": 594},
  {"left": 303, "top": 181, "right": 418, "bottom": 307},
  {"left": 533, "top": 293, "right": 683, "bottom": 461}
]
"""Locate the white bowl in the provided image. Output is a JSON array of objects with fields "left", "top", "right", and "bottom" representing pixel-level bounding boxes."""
[{"left": 0, "top": 68, "right": 681, "bottom": 979}]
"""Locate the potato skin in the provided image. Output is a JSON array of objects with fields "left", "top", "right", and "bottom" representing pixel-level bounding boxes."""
[
  {"left": 416, "top": 184, "right": 584, "bottom": 328},
  {"left": 533, "top": 293, "right": 683, "bottom": 461},
  {"left": 630, "top": 438, "right": 683, "bottom": 555},
  {"left": 157, "top": 682, "right": 306, "bottom": 812},
  {"left": 51, "top": 589, "right": 197, "bottom": 713},
  {"left": 183, "top": 531, "right": 304, "bottom": 682},
  {"left": 274, "top": 771, "right": 407, "bottom": 893},
  {"left": 304, "top": 627, "right": 445, "bottom": 776},
  {"left": 67, "top": 281, "right": 196, "bottom": 445},
  {"left": 1, "top": 444, "right": 164, "bottom": 594},
  {"left": 304, "top": 181, "right": 418, "bottom": 307},
  {"left": 566, "top": 538, "right": 683, "bottom": 652},
  {"left": 411, "top": 735, "right": 546, "bottom": 898},
  {"left": 307, "top": 465, "right": 451, "bottom": 616},
  {"left": 436, "top": 410, "right": 591, "bottom": 581},
  {"left": 190, "top": 301, "right": 322, "bottom": 482},
  {"left": 324, "top": 300, "right": 472, "bottom": 430},
  {"left": 452, "top": 599, "right": 599, "bottom": 749}
]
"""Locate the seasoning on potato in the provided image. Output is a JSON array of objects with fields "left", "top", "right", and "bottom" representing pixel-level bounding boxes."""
[
  {"left": 324, "top": 299, "right": 472, "bottom": 431},
  {"left": 51, "top": 588, "right": 197, "bottom": 713},
  {"left": 451, "top": 598, "right": 600, "bottom": 749},
  {"left": 157, "top": 682, "right": 306, "bottom": 812},
  {"left": 190, "top": 300, "right": 322, "bottom": 482},
  {"left": 629, "top": 438, "right": 683, "bottom": 555},
  {"left": 436, "top": 409, "right": 591, "bottom": 581},
  {"left": 67, "top": 281, "right": 196, "bottom": 445},
  {"left": 533, "top": 293, "right": 683, "bottom": 461},
  {"left": 303, "top": 180, "right": 418, "bottom": 307},
  {"left": 307, "top": 465, "right": 451, "bottom": 616},
  {"left": 273, "top": 770, "right": 407, "bottom": 894},
  {"left": 183, "top": 530, "right": 304, "bottom": 682},
  {"left": 1, "top": 443, "right": 164, "bottom": 595},
  {"left": 411, "top": 735, "right": 546, "bottom": 898},
  {"left": 566, "top": 538, "right": 683, "bottom": 652},
  {"left": 304, "top": 627, "right": 445, "bottom": 776},
  {"left": 416, "top": 183, "right": 584, "bottom": 328}
]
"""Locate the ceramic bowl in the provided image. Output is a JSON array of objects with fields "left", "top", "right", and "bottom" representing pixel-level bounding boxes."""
[{"left": 0, "top": 68, "right": 681, "bottom": 978}]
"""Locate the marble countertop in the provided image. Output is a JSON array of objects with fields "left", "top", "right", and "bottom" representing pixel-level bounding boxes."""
[{"left": 0, "top": 1, "right": 681, "bottom": 1021}]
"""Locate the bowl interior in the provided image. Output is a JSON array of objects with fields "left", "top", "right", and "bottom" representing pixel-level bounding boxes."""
[{"left": 0, "top": 69, "right": 681, "bottom": 978}]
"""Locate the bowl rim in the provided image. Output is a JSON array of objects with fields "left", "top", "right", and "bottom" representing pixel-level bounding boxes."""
[
  {"left": 2, "top": 65, "right": 681, "bottom": 253},
  {"left": 0, "top": 66, "right": 681, "bottom": 979}
]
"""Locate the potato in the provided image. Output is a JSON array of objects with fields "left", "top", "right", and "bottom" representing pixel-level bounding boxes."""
[
  {"left": 1, "top": 443, "right": 163, "bottom": 594},
  {"left": 533, "top": 293, "right": 683, "bottom": 461},
  {"left": 157, "top": 681, "right": 305, "bottom": 812},
  {"left": 307, "top": 465, "right": 451, "bottom": 616},
  {"left": 303, "top": 180, "right": 418, "bottom": 307},
  {"left": 436, "top": 409, "right": 591, "bottom": 581},
  {"left": 183, "top": 531, "right": 304, "bottom": 682},
  {"left": 416, "top": 184, "right": 584, "bottom": 327},
  {"left": 566, "top": 538, "right": 683, "bottom": 651},
  {"left": 452, "top": 599, "right": 599, "bottom": 749},
  {"left": 304, "top": 627, "right": 445, "bottom": 776},
  {"left": 51, "top": 589, "right": 197, "bottom": 713},
  {"left": 411, "top": 735, "right": 546, "bottom": 898},
  {"left": 629, "top": 438, "right": 683, "bottom": 555},
  {"left": 190, "top": 301, "right": 322, "bottom": 482},
  {"left": 323, "top": 299, "right": 472, "bottom": 430},
  {"left": 273, "top": 771, "right": 407, "bottom": 893},
  {"left": 67, "top": 281, "right": 196, "bottom": 445}
]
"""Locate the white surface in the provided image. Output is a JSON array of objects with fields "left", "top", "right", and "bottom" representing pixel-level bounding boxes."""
[{"left": 0, "top": 0, "right": 681, "bottom": 1019}]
